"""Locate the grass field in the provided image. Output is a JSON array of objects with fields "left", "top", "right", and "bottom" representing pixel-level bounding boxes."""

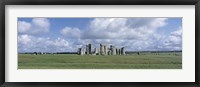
[{"left": 18, "top": 53, "right": 182, "bottom": 69}]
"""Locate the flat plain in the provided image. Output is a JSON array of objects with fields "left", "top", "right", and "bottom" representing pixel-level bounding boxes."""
[{"left": 18, "top": 52, "right": 182, "bottom": 69}]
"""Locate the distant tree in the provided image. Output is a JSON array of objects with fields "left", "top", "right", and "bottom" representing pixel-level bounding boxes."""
[{"left": 137, "top": 52, "right": 140, "bottom": 55}]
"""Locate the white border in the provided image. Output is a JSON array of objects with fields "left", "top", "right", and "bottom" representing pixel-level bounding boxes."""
[{"left": 5, "top": 5, "right": 195, "bottom": 82}]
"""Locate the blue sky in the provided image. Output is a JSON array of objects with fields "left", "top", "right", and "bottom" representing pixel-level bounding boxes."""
[{"left": 18, "top": 18, "right": 182, "bottom": 52}]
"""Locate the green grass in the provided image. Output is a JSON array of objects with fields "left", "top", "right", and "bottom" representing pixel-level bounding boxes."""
[{"left": 18, "top": 53, "right": 182, "bottom": 69}]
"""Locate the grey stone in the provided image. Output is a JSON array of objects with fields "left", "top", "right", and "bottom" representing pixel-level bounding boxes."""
[
  {"left": 81, "top": 48, "right": 85, "bottom": 55},
  {"left": 100, "top": 44, "right": 104, "bottom": 55},
  {"left": 104, "top": 45, "right": 107, "bottom": 55},
  {"left": 121, "top": 47, "right": 125, "bottom": 55},
  {"left": 108, "top": 50, "right": 111, "bottom": 55},
  {"left": 94, "top": 48, "right": 98, "bottom": 55},
  {"left": 86, "top": 45, "right": 89, "bottom": 55},
  {"left": 116, "top": 48, "right": 118, "bottom": 55},
  {"left": 119, "top": 49, "right": 121, "bottom": 55},
  {"left": 78, "top": 48, "right": 81, "bottom": 55},
  {"left": 89, "top": 44, "right": 92, "bottom": 54},
  {"left": 110, "top": 45, "right": 116, "bottom": 55}
]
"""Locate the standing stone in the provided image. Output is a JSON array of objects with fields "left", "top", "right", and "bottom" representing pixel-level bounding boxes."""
[
  {"left": 78, "top": 48, "right": 85, "bottom": 55},
  {"left": 111, "top": 45, "right": 116, "bottom": 55},
  {"left": 110, "top": 45, "right": 113, "bottom": 55},
  {"left": 121, "top": 47, "right": 125, "bottom": 55},
  {"left": 100, "top": 44, "right": 104, "bottom": 55},
  {"left": 78, "top": 48, "right": 81, "bottom": 55},
  {"left": 88, "top": 44, "right": 92, "bottom": 54},
  {"left": 118, "top": 49, "right": 121, "bottom": 55},
  {"left": 104, "top": 45, "right": 107, "bottom": 55},
  {"left": 97, "top": 48, "right": 100, "bottom": 55},
  {"left": 81, "top": 48, "right": 85, "bottom": 55},
  {"left": 94, "top": 48, "right": 98, "bottom": 55},
  {"left": 86, "top": 45, "right": 89, "bottom": 55},
  {"left": 116, "top": 48, "right": 118, "bottom": 55},
  {"left": 113, "top": 46, "right": 116, "bottom": 55},
  {"left": 108, "top": 50, "right": 111, "bottom": 55}
]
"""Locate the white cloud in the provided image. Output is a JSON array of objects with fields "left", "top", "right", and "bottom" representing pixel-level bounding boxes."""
[
  {"left": 60, "top": 27, "right": 81, "bottom": 39},
  {"left": 18, "top": 18, "right": 50, "bottom": 34},
  {"left": 60, "top": 18, "right": 168, "bottom": 40},
  {"left": 170, "top": 27, "right": 182, "bottom": 38},
  {"left": 57, "top": 18, "right": 182, "bottom": 51},
  {"left": 18, "top": 18, "right": 182, "bottom": 52},
  {"left": 167, "top": 27, "right": 182, "bottom": 44},
  {"left": 18, "top": 34, "right": 32, "bottom": 45},
  {"left": 153, "top": 27, "right": 182, "bottom": 51},
  {"left": 82, "top": 18, "right": 168, "bottom": 40},
  {"left": 18, "top": 21, "right": 31, "bottom": 33},
  {"left": 18, "top": 35, "right": 72, "bottom": 52}
]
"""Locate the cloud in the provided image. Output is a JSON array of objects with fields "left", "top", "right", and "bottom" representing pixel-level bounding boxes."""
[
  {"left": 18, "top": 18, "right": 182, "bottom": 52},
  {"left": 18, "top": 35, "right": 72, "bottom": 52},
  {"left": 77, "top": 18, "right": 167, "bottom": 40},
  {"left": 59, "top": 18, "right": 168, "bottom": 40},
  {"left": 60, "top": 27, "right": 81, "bottom": 39},
  {"left": 141, "top": 27, "right": 182, "bottom": 51},
  {"left": 162, "top": 27, "right": 182, "bottom": 50},
  {"left": 18, "top": 21, "right": 31, "bottom": 33},
  {"left": 18, "top": 18, "right": 50, "bottom": 34},
  {"left": 18, "top": 34, "right": 32, "bottom": 45},
  {"left": 57, "top": 18, "right": 182, "bottom": 51}
]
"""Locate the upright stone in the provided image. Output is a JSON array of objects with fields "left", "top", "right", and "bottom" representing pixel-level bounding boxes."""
[
  {"left": 86, "top": 45, "right": 89, "bottom": 55},
  {"left": 100, "top": 44, "right": 104, "bottom": 55},
  {"left": 78, "top": 48, "right": 81, "bottom": 55},
  {"left": 116, "top": 48, "right": 118, "bottom": 55},
  {"left": 81, "top": 48, "right": 85, "bottom": 55},
  {"left": 113, "top": 46, "right": 116, "bottom": 55},
  {"left": 110, "top": 45, "right": 113, "bottom": 55},
  {"left": 94, "top": 48, "right": 98, "bottom": 55},
  {"left": 121, "top": 47, "right": 125, "bottom": 55},
  {"left": 108, "top": 50, "right": 111, "bottom": 55},
  {"left": 118, "top": 49, "right": 121, "bottom": 55},
  {"left": 88, "top": 44, "right": 92, "bottom": 54},
  {"left": 78, "top": 48, "right": 85, "bottom": 55},
  {"left": 111, "top": 45, "right": 116, "bottom": 55},
  {"left": 104, "top": 45, "right": 107, "bottom": 55}
]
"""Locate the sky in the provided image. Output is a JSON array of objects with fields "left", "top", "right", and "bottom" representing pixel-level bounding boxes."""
[{"left": 18, "top": 18, "right": 182, "bottom": 52}]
